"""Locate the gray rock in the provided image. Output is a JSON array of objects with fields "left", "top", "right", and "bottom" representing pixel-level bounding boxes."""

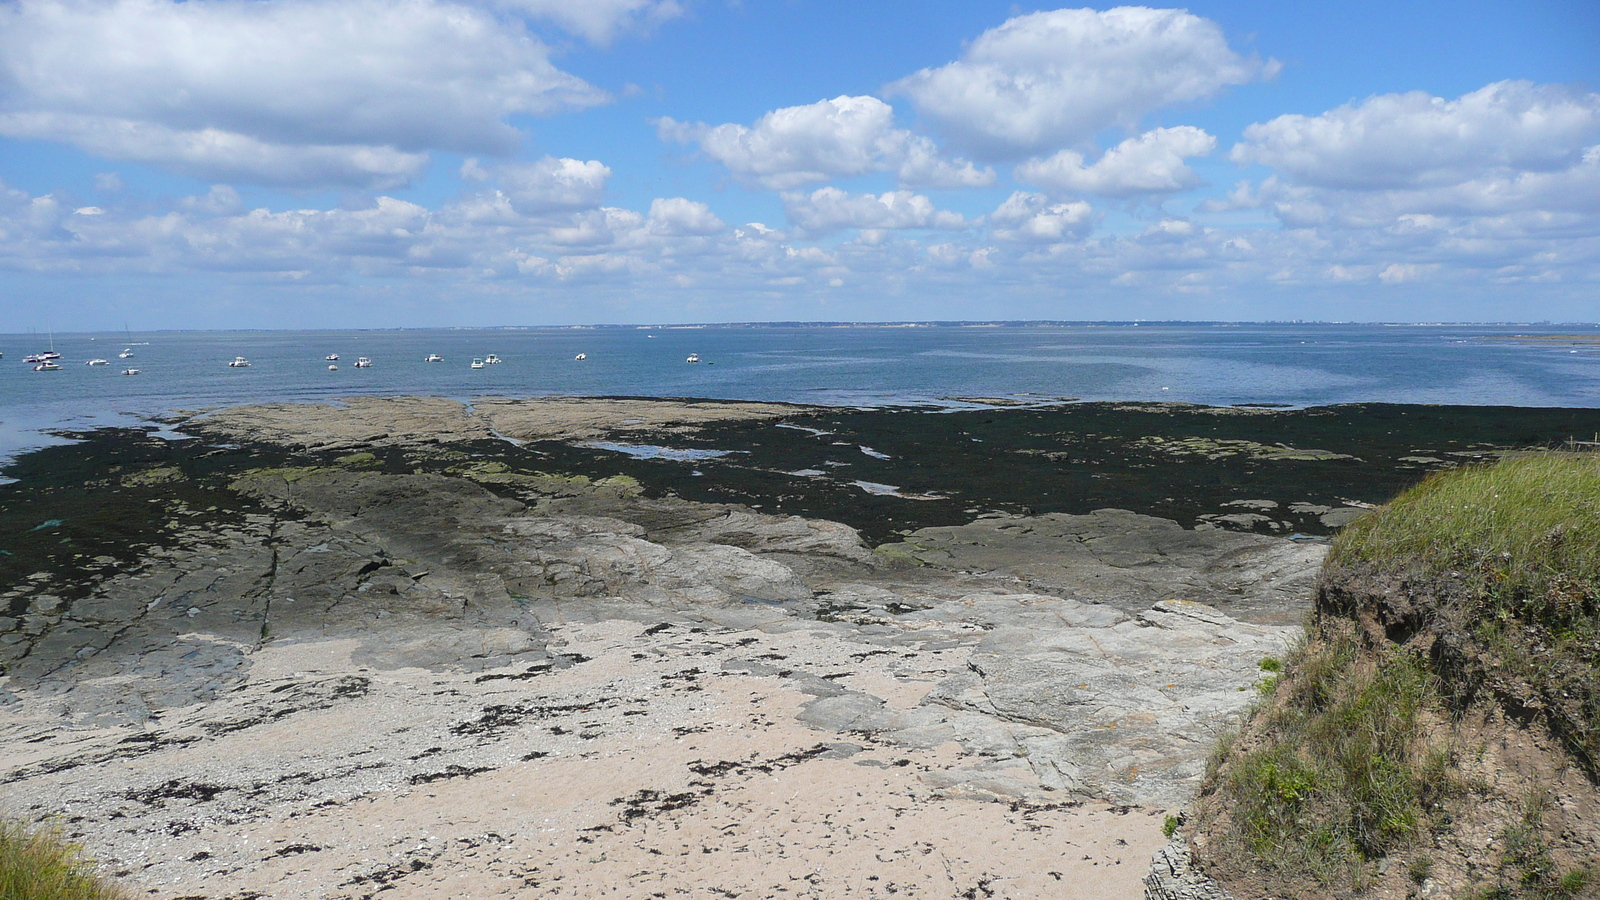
[
  {"left": 1320, "top": 507, "right": 1374, "bottom": 528},
  {"left": 876, "top": 509, "right": 1323, "bottom": 625},
  {"left": 1145, "top": 839, "right": 1236, "bottom": 900}
]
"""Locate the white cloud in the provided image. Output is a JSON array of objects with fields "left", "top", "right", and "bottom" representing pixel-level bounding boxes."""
[
  {"left": 0, "top": 0, "right": 608, "bottom": 188},
  {"left": 1232, "top": 81, "right": 1600, "bottom": 190},
  {"left": 180, "top": 185, "right": 244, "bottom": 215},
  {"left": 0, "top": 112, "right": 432, "bottom": 188},
  {"left": 1139, "top": 218, "right": 1197, "bottom": 243},
  {"left": 886, "top": 7, "right": 1273, "bottom": 160},
  {"left": 1015, "top": 126, "right": 1216, "bottom": 196},
  {"left": 648, "top": 197, "right": 725, "bottom": 235},
  {"left": 466, "top": 157, "right": 611, "bottom": 215},
  {"left": 1227, "top": 82, "right": 1600, "bottom": 230},
  {"left": 658, "top": 95, "right": 993, "bottom": 190},
  {"left": 989, "top": 191, "right": 1093, "bottom": 242},
  {"left": 781, "top": 187, "right": 966, "bottom": 234},
  {"left": 492, "top": 0, "right": 682, "bottom": 44}
]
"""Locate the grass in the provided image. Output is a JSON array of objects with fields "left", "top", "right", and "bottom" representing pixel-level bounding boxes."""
[
  {"left": 1330, "top": 452, "right": 1600, "bottom": 771},
  {"left": 1219, "top": 627, "right": 1445, "bottom": 885},
  {"left": 0, "top": 818, "right": 128, "bottom": 900},
  {"left": 1201, "top": 453, "right": 1600, "bottom": 894}
]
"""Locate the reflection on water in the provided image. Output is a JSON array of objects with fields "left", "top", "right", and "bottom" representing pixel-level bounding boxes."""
[
  {"left": 581, "top": 442, "right": 743, "bottom": 461},
  {"left": 0, "top": 322, "right": 1597, "bottom": 464}
]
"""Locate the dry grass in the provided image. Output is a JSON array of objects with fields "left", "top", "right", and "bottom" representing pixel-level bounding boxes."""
[{"left": 0, "top": 818, "right": 128, "bottom": 900}]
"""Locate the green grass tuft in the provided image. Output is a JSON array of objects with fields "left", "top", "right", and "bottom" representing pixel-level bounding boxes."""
[
  {"left": 0, "top": 818, "right": 128, "bottom": 900},
  {"left": 1220, "top": 629, "right": 1443, "bottom": 884}
]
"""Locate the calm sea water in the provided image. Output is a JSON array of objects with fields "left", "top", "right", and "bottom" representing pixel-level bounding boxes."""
[{"left": 1, "top": 322, "right": 1597, "bottom": 461}]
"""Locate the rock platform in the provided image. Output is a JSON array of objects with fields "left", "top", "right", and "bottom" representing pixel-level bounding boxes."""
[{"left": 0, "top": 398, "right": 1329, "bottom": 898}]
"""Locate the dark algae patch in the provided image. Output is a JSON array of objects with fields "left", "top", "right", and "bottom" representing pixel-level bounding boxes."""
[
  {"left": 3, "top": 403, "right": 1598, "bottom": 600},
  {"left": 521, "top": 402, "right": 1600, "bottom": 544},
  {"left": 1188, "top": 453, "right": 1600, "bottom": 900}
]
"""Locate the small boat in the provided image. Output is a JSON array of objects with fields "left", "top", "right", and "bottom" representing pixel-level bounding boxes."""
[
  {"left": 325, "top": 354, "right": 339, "bottom": 361},
  {"left": 425, "top": 353, "right": 443, "bottom": 363},
  {"left": 86, "top": 358, "right": 108, "bottom": 366},
  {"left": 354, "top": 357, "right": 373, "bottom": 368},
  {"left": 327, "top": 364, "right": 338, "bottom": 371},
  {"left": 29, "top": 330, "right": 61, "bottom": 363},
  {"left": 121, "top": 368, "right": 141, "bottom": 375},
  {"left": 574, "top": 353, "right": 587, "bottom": 360},
  {"left": 33, "top": 361, "right": 62, "bottom": 371},
  {"left": 118, "top": 348, "right": 133, "bottom": 359},
  {"left": 470, "top": 357, "right": 485, "bottom": 369},
  {"left": 228, "top": 356, "right": 251, "bottom": 367},
  {"left": 484, "top": 354, "right": 502, "bottom": 364},
  {"left": 686, "top": 353, "right": 700, "bottom": 363}
]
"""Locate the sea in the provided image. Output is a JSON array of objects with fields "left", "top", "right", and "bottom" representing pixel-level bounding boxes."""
[{"left": 1, "top": 322, "right": 1598, "bottom": 464}]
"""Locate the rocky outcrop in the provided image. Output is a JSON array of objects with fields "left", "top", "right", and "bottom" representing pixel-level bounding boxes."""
[
  {"left": 190, "top": 395, "right": 811, "bottom": 450},
  {"left": 1144, "top": 840, "right": 1236, "bottom": 900}
]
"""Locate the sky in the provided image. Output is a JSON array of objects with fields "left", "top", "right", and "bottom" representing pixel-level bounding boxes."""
[{"left": 0, "top": 0, "right": 1597, "bottom": 329}]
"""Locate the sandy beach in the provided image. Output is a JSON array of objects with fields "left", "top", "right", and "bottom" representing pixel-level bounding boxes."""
[{"left": 14, "top": 395, "right": 1561, "bottom": 898}]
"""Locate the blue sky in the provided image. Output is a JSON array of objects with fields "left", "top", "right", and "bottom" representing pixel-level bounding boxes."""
[{"left": 0, "top": 0, "right": 1597, "bottom": 329}]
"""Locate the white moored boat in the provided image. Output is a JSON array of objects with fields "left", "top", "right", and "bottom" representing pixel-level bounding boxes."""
[
  {"left": 122, "top": 368, "right": 141, "bottom": 376},
  {"left": 228, "top": 356, "right": 251, "bottom": 367},
  {"left": 686, "top": 353, "right": 700, "bottom": 363},
  {"left": 484, "top": 354, "right": 501, "bottom": 364},
  {"left": 425, "top": 353, "right": 443, "bottom": 362},
  {"left": 354, "top": 357, "right": 373, "bottom": 368},
  {"left": 33, "top": 361, "right": 62, "bottom": 371},
  {"left": 86, "top": 358, "right": 108, "bottom": 366},
  {"left": 574, "top": 353, "right": 587, "bottom": 360},
  {"left": 325, "top": 354, "right": 339, "bottom": 361},
  {"left": 470, "top": 357, "right": 485, "bottom": 369}
]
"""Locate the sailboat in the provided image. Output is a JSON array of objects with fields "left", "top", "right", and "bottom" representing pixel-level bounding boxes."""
[
  {"left": 26, "top": 330, "right": 61, "bottom": 363},
  {"left": 119, "top": 322, "right": 134, "bottom": 358}
]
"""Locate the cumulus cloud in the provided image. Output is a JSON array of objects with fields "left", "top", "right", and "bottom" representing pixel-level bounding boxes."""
[
  {"left": 492, "top": 0, "right": 682, "bottom": 44},
  {"left": 1227, "top": 82, "right": 1600, "bottom": 229},
  {"left": 988, "top": 191, "right": 1093, "bottom": 242},
  {"left": 1232, "top": 81, "right": 1600, "bottom": 190},
  {"left": 464, "top": 157, "right": 611, "bottom": 215},
  {"left": 0, "top": 0, "right": 608, "bottom": 188},
  {"left": 781, "top": 187, "right": 966, "bottom": 234},
  {"left": 1015, "top": 126, "right": 1216, "bottom": 196},
  {"left": 886, "top": 7, "right": 1273, "bottom": 160},
  {"left": 648, "top": 197, "right": 725, "bottom": 235},
  {"left": 657, "top": 95, "right": 993, "bottom": 190}
]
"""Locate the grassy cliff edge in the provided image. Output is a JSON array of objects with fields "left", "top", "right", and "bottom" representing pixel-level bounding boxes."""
[{"left": 1185, "top": 453, "right": 1600, "bottom": 900}]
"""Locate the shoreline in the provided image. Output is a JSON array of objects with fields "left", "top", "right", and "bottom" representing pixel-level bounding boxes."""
[{"left": 1, "top": 396, "right": 1597, "bottom": 897}]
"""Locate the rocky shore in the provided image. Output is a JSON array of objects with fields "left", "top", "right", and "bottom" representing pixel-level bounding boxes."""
[{"left": 0, "top": 396, "right": 1591, "bottom": 898}]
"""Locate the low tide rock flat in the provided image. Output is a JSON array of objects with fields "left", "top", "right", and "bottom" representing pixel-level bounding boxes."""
[{"left": 0, "top": 398, "right": 1329, "bottom": 898}]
